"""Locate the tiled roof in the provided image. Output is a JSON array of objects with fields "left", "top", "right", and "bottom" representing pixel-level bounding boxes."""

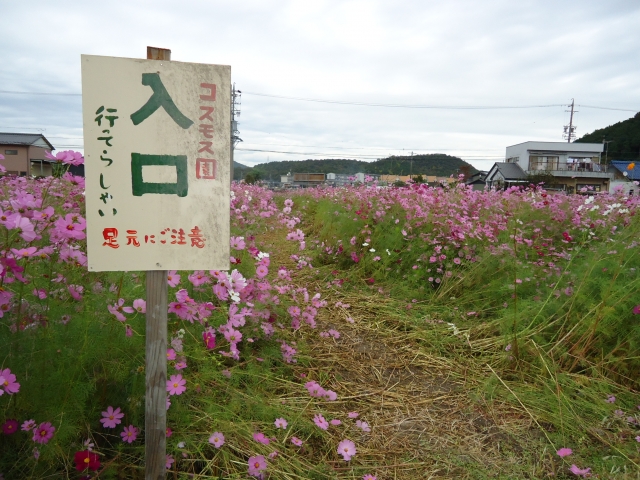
[
  {"left": 493, "top": 162, "right": 528, "bottom": 180},
  {"left": 0, "top": 133, "right": 53, "bottom": 149},
  {"left": 610, "top": 160, "right": 640, "bottom": 180}
]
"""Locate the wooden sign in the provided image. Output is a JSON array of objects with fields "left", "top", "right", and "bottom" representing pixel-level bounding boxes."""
[{"left": 81, "top": 54, "right": 231, "bottom": 272}]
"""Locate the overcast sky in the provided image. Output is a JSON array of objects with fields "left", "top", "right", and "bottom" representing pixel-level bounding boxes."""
[{"left": 1, "top": 0, "right": 639, "bottom": 170}]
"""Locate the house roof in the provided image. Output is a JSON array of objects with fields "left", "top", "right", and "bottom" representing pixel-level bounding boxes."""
[
  {"left": 0, "top": 132, "right": 54, "bottom": 150},
  {"left": 489, "top": 162, "right": 528, "bottom": 180},
  {"left": 610, "top": 160, "right": 640, "bottom": 180},
  {"left": 506, "top": 141, "right": 604, "bottom": 154}
]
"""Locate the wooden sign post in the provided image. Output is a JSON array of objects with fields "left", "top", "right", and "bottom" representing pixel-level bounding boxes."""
[
  {"left": 81, "top": 48, "right": 231, "bottom": 478},
  {"left": 144, "top": 46, "right": 170, "bottom": 480}
]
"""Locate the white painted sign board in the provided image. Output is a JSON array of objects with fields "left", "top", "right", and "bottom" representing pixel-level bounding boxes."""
[{"left": 81, "top": 55, "right": 230, "bottom": 271}]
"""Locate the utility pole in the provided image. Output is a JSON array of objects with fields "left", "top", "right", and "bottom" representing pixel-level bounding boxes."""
[
  {"left": 231, "top": 83, "right": 242, "bottom": 183},
  {"left": 410, "top": 151, "right": 413, "bottom": 180},
  {"left": 563, "top": 99, "right": 577, "bottom": 143},
  {"left": 603, "top": 138, "right": 614, "bottom": 165}
]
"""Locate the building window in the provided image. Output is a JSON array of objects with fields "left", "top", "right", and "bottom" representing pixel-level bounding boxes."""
[
  {"left": 529, "top": 156, "right": 559, "bottom": 171},
  {"left": 506, "top": 156, "right": 519, "bottom": 163},
  {"left": 4, "top": 149, "right": 18, "bottom": 155},
  {"left": 576, "top": 184, "right": 601, "bottom": 193}
]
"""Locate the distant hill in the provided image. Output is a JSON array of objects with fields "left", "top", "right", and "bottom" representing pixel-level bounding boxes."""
[
  {"left": 233, "top": 154, "right": 475, "bottom": 181},
  {"left": 575, "top": 112, "right": 640, "bottom": 160}
]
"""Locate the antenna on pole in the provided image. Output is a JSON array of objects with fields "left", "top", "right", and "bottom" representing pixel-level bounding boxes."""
[{"left": 563, "top": 99, "right": 577, "bottom": 143}]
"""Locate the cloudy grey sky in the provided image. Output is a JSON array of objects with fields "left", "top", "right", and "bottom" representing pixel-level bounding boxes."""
[{"left": 1, "top": 0, "right": 639, "bottom": 170}]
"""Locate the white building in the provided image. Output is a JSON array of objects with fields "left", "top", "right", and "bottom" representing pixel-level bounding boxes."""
[{"left": 500, "top": 141, "right": 612, "bottom": 193}]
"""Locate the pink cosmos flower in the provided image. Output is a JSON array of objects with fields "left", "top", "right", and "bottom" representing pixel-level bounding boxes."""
[
  {"left": 167, "top": 374, "right": 186, "bottom": 396},
  {"left": 569, "top": 465, "right": 591, "bottom": 477},
  {"left": 209, "top": 432, "right": 225, "bottom": 448},
  {"left": 167, "top": 271, "right": 181, "bottom": 287},
  {"left": 337, "top": 439, "right": 356, "bottom": 461},
  {"left": 274, "top": 418, "right": 288, "bottom": 429},
  {"left": 166, "top": 454, "right": 174, "bottom": 469},
  {"left": 166, "top": 427, "right": 172, "bottom": 437},
  {"left": 253, "top": 432, "right": 271, "bottom": 445},
  {"left": 33, "top": 288, "right": 47, "bottom": 299},
  {"left": 33, "top": 422, "right": 55, "bottom": 444},
  {"left": 53, "top": 213, "right": 86, "bottom": 240},
  {"left": 107, "top": 299, "right": 133, "bottom": 321},
  {"left": 100, "top": 406, "right": 124, "bottom": 428},
  {"left": 120, "top": 425, "right": 139, "bottom": 443},
  {"left": 230, "top": 236, "right": 246, "bottom": 250},
  {"left": 167, "top": 348, "right": 176, "bottom": 360},
  {"left": 133, "top": 299, "right": 146, "bottom": 313},
  {"left": 635, "top": 435, "right": 640, "bottom": 442},
  {"left": 363, "top": 475, "right": 377, "bottom": 480},
  {"left": 633, "top": 305, "right": 640, "bottom": 315},
  {"left": 175, "top": 360, "right": 187, "bottom": 370},
  {"left": 348, "top": 412, "right": 359, "bottom": 418},
  {"left": 291, "top": 436, "right": 303, "bottom": 446},
  {"left": 247, "top": 455, "right": 267, "bottom": 476},
  {"left": 7, "top": 214, "right": 37, "bottom": 242},
  {"left": 330, "top": 419, "right": 342, "bottom": 426},
  {"left": 0, "top": 368, "right": 20, "bottom": 394},
  {"left": 606, "top": 395, "right": 616, "bottom": 403},
  {"left": 256, "top": 264, "right": 268, "bottom": 278},
  {"left": 68, "top": 284, "right": 84, "bottom": 301},
  {"left": 313, "top": 414, "right": 329, "bottom": 430},
  {"left": 22, "top": 419, "right": 36, "bottom": 431},
  {"left": 356, "top": 420, "right": 371, "bottom": 432},
  {"left": 557, "top": 448, "right": 573, "bottom": 458},
  {"left": 11, "top": 247, "right": 38, "bottom": 258}
]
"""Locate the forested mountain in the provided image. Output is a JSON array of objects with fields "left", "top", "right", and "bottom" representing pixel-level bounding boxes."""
[
  {"left": 575, "top": 112, "right": 640, "bottom": 160},
  {"left": 233, "top": 154, "right": 475, "bottom": 181}
]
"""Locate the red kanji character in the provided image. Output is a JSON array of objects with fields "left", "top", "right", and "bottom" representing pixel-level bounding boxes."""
[
  {"left": 170, "top": 228, "right": 186, "bottom": 245},
  {"left": 196, "top": 158, "right": 216, "bottom": 179},
  {"left": 102, "top": 228, "right": 119, "bottom": 249},
  {"left": 189, "top": 226, "right": 206, "bottom": 248},
  {"left": 126, "top": 230, "right": 141, "bottom": 247}
]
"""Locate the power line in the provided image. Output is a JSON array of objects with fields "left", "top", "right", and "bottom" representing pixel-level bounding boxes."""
[
  {"left": 0, "top": 89, "right": 637, "bottom": 112},
  {"left": 0, "top": 90, "right": 81, "bottom": 96},
  {"left": 235, "top": 147, "right": 503, "bottom": 159},
  {"left": 242, "top": 91, "right": 564, "bottom": 110}
]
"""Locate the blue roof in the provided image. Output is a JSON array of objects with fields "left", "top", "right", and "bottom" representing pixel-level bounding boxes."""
[{"left": 610, "top": 160, "right": 640, "bottom": 180}]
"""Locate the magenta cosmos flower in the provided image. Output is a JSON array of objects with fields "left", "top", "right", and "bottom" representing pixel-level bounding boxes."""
[
  {"left": 247, "top": 455, "right": 267, "bottom": 476},
  {"left": 337, "top": 439, "right": 356, "bottom": 461},
  {"left": 290, "top": 436, "right": 303, "bottom": 446},
  {"left": 167, "top": 374, "right": 186, "bottom": 396},
  {"left": 33, "top": 422, "right": 55, "bottom": 444},
  {"left": 100, "top": 406, "right": 124, "bottom": 428},
  {"left": 363, "top": 475, "right": 377, "bottom": 480},
  {"left": 2, "top": 419, "right": 18, "bottom": 435},
  {"left": 274, "top": 418, "right": 288, "bottom": 429},
  {"left": 120, "top": 425, "right": 139, "bottom": 443},
  {"left": 209, "top": 432, "right": 225, "bottom": 448}
]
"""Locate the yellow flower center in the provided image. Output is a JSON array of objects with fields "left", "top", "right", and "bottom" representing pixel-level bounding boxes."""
[{"left": 84, "top": 457, "right": 90, "bottom": 464}]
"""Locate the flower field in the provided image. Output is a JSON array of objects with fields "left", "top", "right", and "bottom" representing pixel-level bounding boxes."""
[{"left": 1, "top": 154, "right": 640, "bottom": 479}]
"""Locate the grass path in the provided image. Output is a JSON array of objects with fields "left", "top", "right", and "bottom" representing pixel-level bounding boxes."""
[{"left": 259, "top": 233, "right": 560, "bottom": 479}]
